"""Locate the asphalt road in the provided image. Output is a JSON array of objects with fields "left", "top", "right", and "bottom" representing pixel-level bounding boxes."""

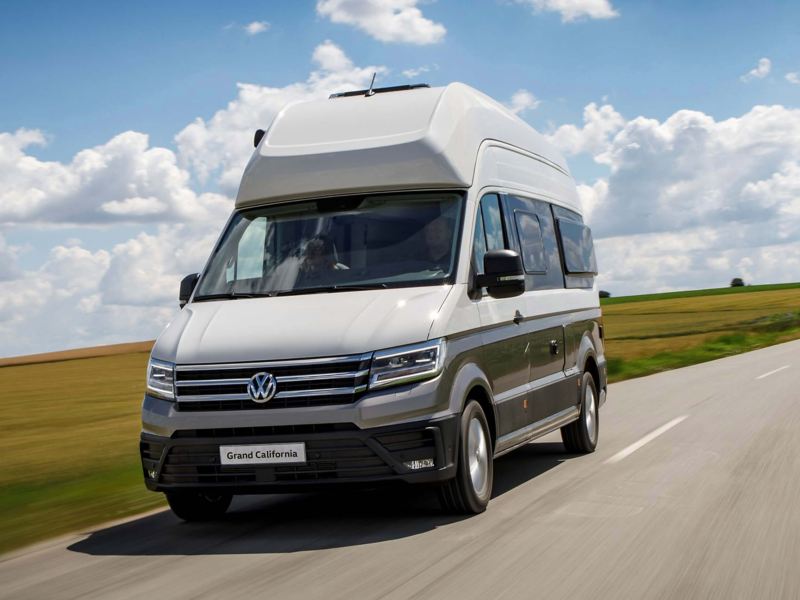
[{"left": 2, "top": 340, "right": 798, "bottom": 600}]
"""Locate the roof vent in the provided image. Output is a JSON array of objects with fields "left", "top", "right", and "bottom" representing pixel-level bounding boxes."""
[{"left": 329, "top": 83, "right": 430, "bottom": 99}]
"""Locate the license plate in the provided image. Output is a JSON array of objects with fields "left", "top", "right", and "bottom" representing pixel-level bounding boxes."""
[{"left": 219, "top": 443, "right": 306, "bottom": 466}]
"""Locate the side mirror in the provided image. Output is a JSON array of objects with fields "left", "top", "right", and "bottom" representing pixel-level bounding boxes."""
[
  {"left": 476, "top": 250, "right": 525, "bottom": 298},
  {"left": 254, "top": 129, "right": 265, "bottom": 148},
  {"left": 179, "top": 273, "right": 200, "bottom": 308}
]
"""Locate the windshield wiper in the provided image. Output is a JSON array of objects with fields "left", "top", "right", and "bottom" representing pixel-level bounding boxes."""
[
  {"left": 273, "top": 284, "right": 389, "bottom": 297},
  {"left": 192, "top": 291, "right": 274, "bottom": 302}
]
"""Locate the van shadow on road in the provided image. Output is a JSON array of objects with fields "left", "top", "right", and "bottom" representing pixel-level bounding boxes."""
[{"left": 69, "top": 442, "right": 574, "bottom": 557}]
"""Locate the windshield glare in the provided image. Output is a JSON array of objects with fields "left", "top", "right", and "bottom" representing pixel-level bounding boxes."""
[{"left": 194, "top": 192, "right": 464, "bottom": 299}]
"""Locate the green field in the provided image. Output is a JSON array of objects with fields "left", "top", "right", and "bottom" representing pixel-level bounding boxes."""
[
  {"left": 1, "top": 283, "right": 800, "bottom": 554},
  {"left": 601, "top": 285, "right": 800, "bottom": 380},
  {"left": 0, "top": 352, "right": 164, "bottom": 555}
]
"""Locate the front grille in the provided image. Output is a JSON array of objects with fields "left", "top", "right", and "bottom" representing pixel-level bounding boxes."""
[
  {"left": 174, "top": 353, "right": 371, "bottom": 411},
  {"left": 158, "top": 438, "right": 393, "bottom": 484},
  {"left": 142, "top": 426, "right": 441, "bottom": 487}
]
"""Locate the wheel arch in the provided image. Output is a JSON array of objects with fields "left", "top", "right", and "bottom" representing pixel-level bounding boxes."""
[
  {"left": 448, "top": 362, "right": 498, "bottom": 447},
  {"left": 577, "top": 332, "right": 600, "bottom": 390}
]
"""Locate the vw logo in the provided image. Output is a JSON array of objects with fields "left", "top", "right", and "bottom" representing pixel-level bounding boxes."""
[{"left": 247, "top": 372, "right": 277, "bottom": 403}]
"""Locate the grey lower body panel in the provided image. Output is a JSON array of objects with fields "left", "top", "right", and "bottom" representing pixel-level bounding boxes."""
[{"left": 494, "top": 405, "right": 580, "bottom": 457}]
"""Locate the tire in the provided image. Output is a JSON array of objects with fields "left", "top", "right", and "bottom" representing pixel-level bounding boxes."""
[
  {"left": 166, "top": 491, "right": 233, "bottom": 522},
  {"left": 561, "top": 371, "right": 599, "bottom": 454},
  {"left": 439, "top": 400, "right": 493, "bottom": 514}
]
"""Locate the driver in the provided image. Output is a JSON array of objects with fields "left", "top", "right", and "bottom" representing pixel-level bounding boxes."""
[
  {"left": 296, "top": 237, "right": 348, "bottom": 285},
  {"left": 422, "top": 216, "right": 454, "bottom": 271}
]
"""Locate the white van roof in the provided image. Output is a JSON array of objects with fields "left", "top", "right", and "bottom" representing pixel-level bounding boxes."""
[{"left": 236, "top": 82, "right": 572, "bottom": 209}]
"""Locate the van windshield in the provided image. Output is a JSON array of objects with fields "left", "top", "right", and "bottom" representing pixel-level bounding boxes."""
[{"left": 194, "top": 192, "right": 464, "bottom": 300}]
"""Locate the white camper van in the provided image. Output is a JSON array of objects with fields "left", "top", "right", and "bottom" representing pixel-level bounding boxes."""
[{"left": 141, "top": 83, "right": 606, "bottom": 520}]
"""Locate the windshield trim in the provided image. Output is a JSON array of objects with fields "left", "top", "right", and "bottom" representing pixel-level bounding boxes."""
[{"left": 190, "top": 189, "right": 466, "bottom": 304}]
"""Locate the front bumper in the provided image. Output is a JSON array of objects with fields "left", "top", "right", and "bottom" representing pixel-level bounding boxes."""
[{"left": 140, "top": 415, "right": 458, "bottom": 494}]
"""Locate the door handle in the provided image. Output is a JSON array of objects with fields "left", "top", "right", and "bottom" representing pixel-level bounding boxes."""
[
  {"left": 513, "top": 310, "right": 524, "bottom": 325},
  {"left": 550, "top": 339, "right": 560, "bottom": 355}
]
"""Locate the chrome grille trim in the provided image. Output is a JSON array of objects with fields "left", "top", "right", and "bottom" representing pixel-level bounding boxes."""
[
  {"left": 178, "top": 385, "right": 368, "bottom": 403},
  {"left": 175, "top": 353, "right": 372, "bottom": 372},
  {"left": 172, "top": 353, "right": 372, "bottom": 410},
  {"left": 174, "top": 369, "right": 369, "bottom": 388}
]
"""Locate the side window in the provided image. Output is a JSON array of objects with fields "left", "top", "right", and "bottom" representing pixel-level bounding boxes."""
[
  {"left": 557, "top": 219, "right": 598, "bottom": 275},
  {"left": 552, "top": 204, "right": 597, "bottom": 288},
  {"left": 472, "top": 194, "right": 506, "bottom": 274},
  {"left": 514, "top": 211, "right": 546, "bottom": 273},
  {"left": 552, "top": 205, "right": 583, "bottom": 223},
  {"left": 227, "top": 216, "right": 267, "bottom": 282},
  {"left": 505, "top": 195, "right": 564, "bottom": 290}
]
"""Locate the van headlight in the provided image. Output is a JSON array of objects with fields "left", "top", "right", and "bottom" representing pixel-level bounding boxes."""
[
  {"left": 369, "top": 339, "right": 446, "bottom": 390},
  {"left": 146, "top": 357, "right": 176, "bottom": 400}
]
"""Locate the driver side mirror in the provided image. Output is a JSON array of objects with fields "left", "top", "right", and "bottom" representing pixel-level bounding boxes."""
[
  {"left": 179, "top": 273, "right": 200, "bottom": 308},
  {"left": 476, "top": 250, "right": 525, "bottom": 298}
]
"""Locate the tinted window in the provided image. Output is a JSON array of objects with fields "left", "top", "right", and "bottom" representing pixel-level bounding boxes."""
[
  {"left": 472, "top": 194, "right": 506, "bottom": 274},
  {"left": 482, "top": 195, "right": 505, "bottom": 252},
  {"left": 504, "top": 195, "right": 564, "bottom": 290},
  {"left": 552, "top": 205, "right": 583, "bottom": 223},
  {"left": 557, "top": 219, "right": 598, "bottom": 275},
  {"left": 514, "top": 211, "right": 546, "bottom": 273},
  {"left": 471, "top": 209, "right": 487, "bottom": 273}
]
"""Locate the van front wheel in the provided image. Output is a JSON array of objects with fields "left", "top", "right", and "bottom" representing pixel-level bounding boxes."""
[
  {"left": 561, "top": 371, "right": 599, "bottom": 454},
  {"left": 166, "top": 491, "right": 232, "bottom": 522},
  {"left": 439, "top": 400, "right": 493, "bottom": 514}
]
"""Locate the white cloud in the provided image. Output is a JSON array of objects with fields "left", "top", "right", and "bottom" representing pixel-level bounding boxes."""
[
  {"left": 0, "top": 129, "right": 231, "bottom": 225},
  {"left": 585, "top": 104, "right": 800, "bottom": 238},
  {"left": 547, "top": 102, "right": 625, "bottom": 158},
  {"left": 0, "top": 234, "right": 21, "bottom": 281},
  {"left": 402, "top": 65, "right": 430, "bottom": 79},
  {"left": 505, "top": 89, "right": 541, "bottom": 115},
  {"left": 786, "top": 72, "right": 800, "bottom": 85},
  {"left": 740, "top": 57, "right": 771, "bottom": 82},
  {"left": 175, "top": 40, "right": 384, "bottom": 193},
  {"left": 0, "top": 223, "right": 221, "bottom": 355},
  {"left": 312, "top": 39, "right": 354, "bottom": 72},
  {"left": 316, "top": 0, "right": 446, "bottom": 44},
  {"left": 575, "top": 178, "right": 608, "bottom": 223},
  {"left": 513, "top": 0, "right": 619, "bottom": 22},
  {"left": 244, "top": 21, "right": 270, "bottom": 35}
]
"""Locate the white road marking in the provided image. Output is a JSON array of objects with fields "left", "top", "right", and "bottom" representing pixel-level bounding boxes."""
[
  {"left": 756, "top": 365, "right": 790, "bottom": 380},
  {"left": 604, "top": 416, "right": 688, "bottom": 464}
]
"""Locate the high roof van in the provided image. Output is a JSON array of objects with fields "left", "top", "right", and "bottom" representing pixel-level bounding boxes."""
[{"left": 140, "top": 82, "right": 607, "bottom": 520}]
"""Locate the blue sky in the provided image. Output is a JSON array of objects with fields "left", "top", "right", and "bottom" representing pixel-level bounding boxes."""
[
  {"left": 3, "top": 0, "right": 798, "bottom": 160},
  {"left": 1, "top": 0, "right": 800, "bottom": 355}
]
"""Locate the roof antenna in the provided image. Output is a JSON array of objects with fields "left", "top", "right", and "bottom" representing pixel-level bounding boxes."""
[{"left": 365, "top": 72, "right": 376, "bottom": 97}]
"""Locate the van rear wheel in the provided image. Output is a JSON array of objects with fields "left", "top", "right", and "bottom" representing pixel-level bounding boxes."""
[
  {"left": 439, "top": 400, "right": 493, "bottom": 514},
  {"left": 166, "top": 491, "right": 232, "bottom": 522},
  {"left": 561, "top": 371, "right": 599, "bottom": 453}
]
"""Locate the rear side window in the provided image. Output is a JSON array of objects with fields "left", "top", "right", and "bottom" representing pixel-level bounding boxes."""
[
  {"left": 557, "top": 220, "right": 597, "bottom": 275},
  {"left": 514, "top": 211, "right": 546, "bottom": 273},
  {"left": 472, "top": 194, "right": 506, "bottom": 274},
  {"left": 504, "top": 195, "right": 564, "bottom": 290}
]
